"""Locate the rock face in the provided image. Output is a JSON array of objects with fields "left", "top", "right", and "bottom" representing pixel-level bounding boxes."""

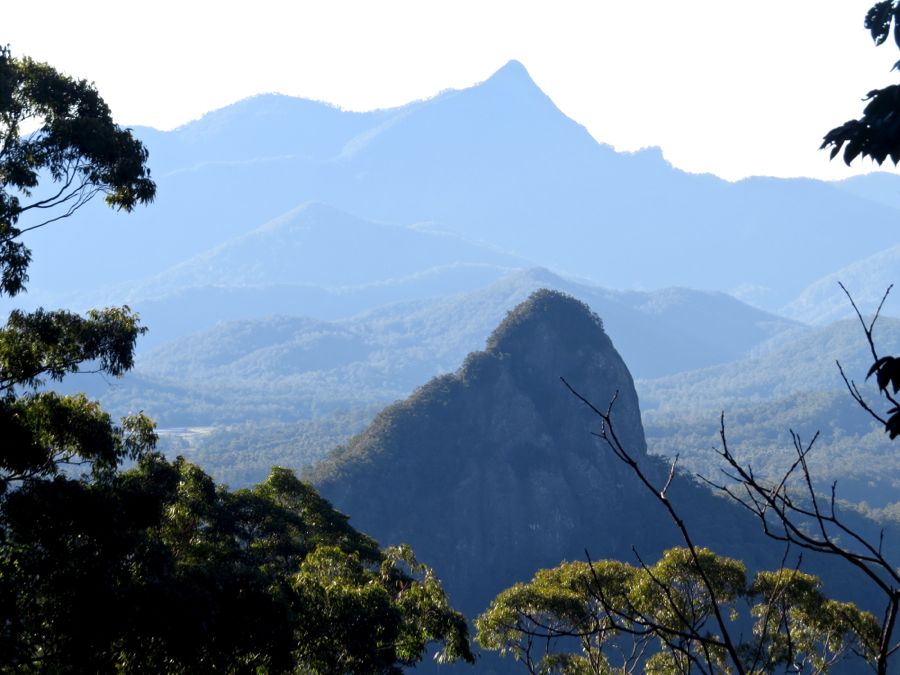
[
  {"left": 308, "top": 289, "right": 892, "bottom": 673},
  {"left": 311, "top": 290, "right": 749, "bottom": 615}
]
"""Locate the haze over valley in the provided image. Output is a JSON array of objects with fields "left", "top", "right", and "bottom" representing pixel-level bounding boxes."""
[{"left": 31, "top": 61, "right": 900, "bottom": 509}]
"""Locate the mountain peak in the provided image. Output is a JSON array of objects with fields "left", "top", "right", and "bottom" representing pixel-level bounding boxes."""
[
  {"left": 309, "top": 291, "right": 652, "bottom": 616},
  {"left": 477, "top": 59, "right": 542, "bottom": 96},
  {"left": 487, "top": 289, "right": 610, "bottom": 355},
  {"left": 488, "top": 59, "right": 533, "bottom": 81}
]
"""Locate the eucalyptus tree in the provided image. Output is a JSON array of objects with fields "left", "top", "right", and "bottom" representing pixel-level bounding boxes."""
[{"left": 0, "top": 46, "right": 475, "bottom": 672}]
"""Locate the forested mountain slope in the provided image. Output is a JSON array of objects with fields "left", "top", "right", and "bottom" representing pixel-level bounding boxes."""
[
  {"left": 784, "top": 246, "right": 900, "bottom": 325},
  {"left": 306, "top": 291, "right": 888, "bottom": 648},
  {"left": 639, "top": 317, "right": 900, "bottom": 511}
]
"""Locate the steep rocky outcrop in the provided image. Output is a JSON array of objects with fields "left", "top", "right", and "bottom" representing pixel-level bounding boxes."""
[{"left": 309, "top": 290, "right": 777, "bottom": 619}]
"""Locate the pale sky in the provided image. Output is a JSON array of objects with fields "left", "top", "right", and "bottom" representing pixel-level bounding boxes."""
[{"left": 7, "top": 0, "right": 899, "bottom": 180}]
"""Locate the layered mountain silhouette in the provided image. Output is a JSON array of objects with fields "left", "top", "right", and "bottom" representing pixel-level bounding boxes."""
[
  {"left": 785, "top": 244, "right": 900, "bottom": 325},
  {"left": 639, "top": 316, "right": 900, "bottom": 413},
  {"left": 833, "top": 171, "right": 900, "bottom": 212},
  {"left": 125, "top": 203, "right": 525, "bottom": 298},
  {"left": 82, "top": 268, "right": 795, "bottom": 427},
  {"left": 15, "top": 60, "right": 900, "bottom": 314},
  {"left": 135, "top": 264, "right": 793, "bottom": 372}
]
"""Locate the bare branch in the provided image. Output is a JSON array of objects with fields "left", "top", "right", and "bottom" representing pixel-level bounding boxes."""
[
  {"left": 838, "top": 360, "right": 888, "bottom": 426},
  {"left": 661, "top": 454, "right": 679, "bottom": 500},
  {"left": 563, "top": 377, "right": 747, "bottom": 675},
  {"left": 838, "top": 281, "right": 891, "bottom": 363}
]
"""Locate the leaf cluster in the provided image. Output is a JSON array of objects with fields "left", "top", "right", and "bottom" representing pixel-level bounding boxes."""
[
  {"left": 0, "top": 44, "right": 155, "bottom": 296},
  {"left": 0, "top": 305, "right": 151, "bottom": 488},
  {"left": 747, "top": 569, "right": 880, "bottom": 673},
  {"left": 1, "top": 306, "right": 146, "bottom": 391},
  {"left": 0, "top": 459, "right": 474, "bottom": 673},
  {"left": 867, "top": 1, "right": 900, "bottom": 51},
  {"left": 822, "top": 2, "right": 900, "bottom": 165},
  {"left": 476, "top": 547, "right": 878, "bottom": 674},
  {"left": 866, "top": 355, "right": 900, "bottom": 438}
]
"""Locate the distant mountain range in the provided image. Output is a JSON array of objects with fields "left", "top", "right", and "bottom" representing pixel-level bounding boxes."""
[
  {"left": 106, "top": 203, "right": 526, "bottom": 346},
  {"left": 123, "top": 203, "right": 526, "bottom": 300},
  {"left": 10, "top": 60, "right": 900, "bottom": 321},
  {"left": 783, "top": 245, "right": 900, "bottom": 325},
  {"left": 22, "top": 59, "right": 900, "bottom": 533},
  {"left": 77, "top": 267, "right": 795, "bottom": 428},
  {"left": 638, "top": 316, "right": 900, "bottom": 412}
]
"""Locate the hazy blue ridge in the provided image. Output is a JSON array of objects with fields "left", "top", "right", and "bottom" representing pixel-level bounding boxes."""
[
  {"left": 783, "top": 244, "right": 900, "bottom": 325},
  {"left": 10, "top": 60, "right": 900, "bottom": 315},
  {"left": 831, "top": 171, "right": 900, "bottom": 212},
  {"left": 636, "top": 316, "right": 900, "bottom": 412},
  {"left": 70, "top": 268, "right": 795, "bottom": 429}
]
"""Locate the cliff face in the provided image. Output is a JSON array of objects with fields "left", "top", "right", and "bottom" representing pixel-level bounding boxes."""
[
  {"left": 312, "top": 291, "right": 888, "bottom": 632},
  {"left": 311, "top": 290, "right": 687, "bottom": 613},
  {"left": 309, "top": 289, "right": 888, "bottom": 673}
]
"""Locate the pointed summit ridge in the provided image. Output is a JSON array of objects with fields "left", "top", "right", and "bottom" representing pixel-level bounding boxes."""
[
  {"left": 487, "top": 288, "right": 609, "bottom": 354},
  {"left": 484, "top": 59, "right": 535, "bottom": 85},
  {"left": 474, "top": 59, "right": 547, "bottom": 102},
  {"left": 310, "top": 290, "right": 650, "bottom": 614}
]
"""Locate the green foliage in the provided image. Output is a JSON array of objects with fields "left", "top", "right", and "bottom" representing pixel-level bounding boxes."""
[
  {"left": 0, "top": 305, "right": 152, "bottom": 489},
  {"left": 476, "top": 548, "right": 877, "bottom": 674},
  {"left": 0, "top": 45, "right": 156, "bottom": 491},
  {"left": 0, "top": 45, "right": 155, "bottom": 296},
  {"left": 293, "top": 543, "right": 473, "bottom": 672},
  {"left": 0, "top": 307, "right": 146, "bottom": 390},
  {"left": 821, "top": 2, "right": 900, "bottom": 165},
  {"left": 475, "top": 559, "right": 631, "bottom": 674},
  {"left": 0, "top": 459, "right": 474, "bottom": 673},
  {"left": 630, "top": 547, "right": 745, "bottom": 656},
  {"left": 0, "top": 392, "right": 155, "bottom": 488},
  {"left": 747, "top": 569, "right": 880, "bottom": 672}
]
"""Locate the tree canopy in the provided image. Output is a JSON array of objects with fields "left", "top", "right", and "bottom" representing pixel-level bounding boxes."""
[
  {"left": 0, "top": 44, "right": 155, "bottom": 296},
  {"left": 0, "top": 45, "right": 158, "bottom": 488},
  {"left": 1, "top": 459, "right": 474, "bottom": 672},
  {"left": 476, "top": 548, "right": 879, "bottom": 674}
]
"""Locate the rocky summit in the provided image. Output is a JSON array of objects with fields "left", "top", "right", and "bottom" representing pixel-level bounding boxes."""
[{"left": 309, "top": 290, "right": 778, "bottom": 622}]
